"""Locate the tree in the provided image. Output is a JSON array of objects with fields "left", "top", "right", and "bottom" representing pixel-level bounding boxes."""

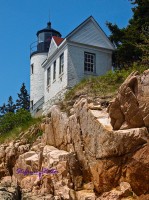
[
  {"left": 136, "top": 32, "right": 149, "bottom": 65},
  {"left": 16, "top": 83, "right": 30, "bottom": 111},
  {"left": 0, "top": 96, "right": 16, "bottom": 116},
  {"left": 107, "top": 0, "right": 149, "bottom": 68},
  {"left": 0, "top": 103, "right": 7, "bottom": 116},
  {"left": 5, "top": 96, "right": 16, "bottom": 113}
]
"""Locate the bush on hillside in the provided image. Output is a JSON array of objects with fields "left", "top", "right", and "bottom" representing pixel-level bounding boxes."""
[
  {"left": 65, "top": 65, "right": 148, "bottom": 101},
  {"left": 0, "top": 109, "right": 32, "bottom": 134}
]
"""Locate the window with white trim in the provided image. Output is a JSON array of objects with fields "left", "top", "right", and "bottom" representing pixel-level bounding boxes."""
[
  {"left": 84, "top": 52, "right": 96, "bottom": 73},
  {"left": 47, "top": 67, "right": 51, "bottom": 86},
  {"left": 59, "top": 53, "right": 64, "bottom": 75},
  {"left": 53, "top": 61, "right": 56, "bottom": 80}
]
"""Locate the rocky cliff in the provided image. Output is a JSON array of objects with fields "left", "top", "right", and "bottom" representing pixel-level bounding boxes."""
[{"left": 0, "top": 70, "right": 149, "bottom": 200}]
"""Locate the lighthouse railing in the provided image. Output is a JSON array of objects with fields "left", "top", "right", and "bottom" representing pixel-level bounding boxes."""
[{"left": 30, "top": 41, "right": 38, "bottom": 55}]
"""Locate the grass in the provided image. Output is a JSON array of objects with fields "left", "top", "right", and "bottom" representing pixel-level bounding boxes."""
[
  {"left": 0, "top": 65, "right": 147, "bottom": 143},
  {"left": 64, "top": 70, "right": 125, "bottom": 102},
  {"left": 58, "top": 65, "right": 148, "bottom": 114},
  {"left": 0, "top": 117, "right": 42, "bottom": 144},
  {"left": 64, "top": 65, "right": 148, "bottom": 102}
]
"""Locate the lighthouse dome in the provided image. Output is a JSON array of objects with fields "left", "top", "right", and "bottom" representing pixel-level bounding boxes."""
[
  {"left": 30, "top": 22, "right": 61, "bottom": 57},
  {"left": 37, "top": 22, "right": 61, "bottom": 37}
]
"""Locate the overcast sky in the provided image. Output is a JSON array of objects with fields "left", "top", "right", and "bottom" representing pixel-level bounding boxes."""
[{"left": 0, "top": 0, "right": 133, "bottom": 105}]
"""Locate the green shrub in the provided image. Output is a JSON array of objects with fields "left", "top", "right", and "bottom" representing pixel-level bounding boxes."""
[
  {"left": 15, "top": 109, "right": 32, "bottom": 126},
  {"left": 0, "top": 112, "right": 15, "bottom": 134},
  {"left": 0, "top": 109, "right": 32, "bottom": 134}
]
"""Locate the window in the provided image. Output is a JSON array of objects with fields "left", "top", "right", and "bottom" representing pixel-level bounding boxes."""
[
  {"left": 38, "top": 32, "right": 44, "bottom": 43},
  {"left": 31, "top": 64, "right": 34, "bottom": 74},
  {"left": 47, "top": 67, "right": 51, "bottom": 86},
  {"left": 84, "top": 52, "right": 95, "bottom": 73},
  {"left": 53, "top": 61, "right": 56, "bottom": 80},
  {"left": 59, "top": 53, "right": 64, "bottom": 75}
]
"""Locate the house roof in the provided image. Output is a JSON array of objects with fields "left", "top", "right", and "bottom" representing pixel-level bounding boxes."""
[
  {"left": 53, "top": 36, "right": 64, "bottom": 46},
  {"left": 66, "top": 15, "right": 93, "bottom": 38},
  {"left": 52, "top": 16, "right": 114, "bottom": 50},
  {"left": 46, "top": 16, "right": 114, "bottom": 65},
  {"left": 65, "top": 15, "right": 115, "bottom": 50}
]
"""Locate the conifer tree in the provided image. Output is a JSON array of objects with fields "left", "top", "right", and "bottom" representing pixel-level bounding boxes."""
[
  {"left": 0, "top": 103, "right": 7, "bottom": 116},
  {"left": 6, "top": 96, "right": 16, "bottom": 113},
  {"left": 16, "top": 83, "right": 30, "bottom": 111},
  {"left": 106, "top": 0, "right": 149, "bottom": 68}
]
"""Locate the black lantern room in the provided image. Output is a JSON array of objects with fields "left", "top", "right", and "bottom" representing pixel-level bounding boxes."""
[{"left": 30, "top": 22, "right": 61, "bottom": 57}]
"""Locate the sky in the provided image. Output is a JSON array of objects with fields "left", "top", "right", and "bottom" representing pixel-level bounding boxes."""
[{"left": 0, "top": 0, "right": 133, "bottom": 105}]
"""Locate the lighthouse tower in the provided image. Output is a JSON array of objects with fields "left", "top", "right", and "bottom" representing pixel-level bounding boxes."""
[{"left": 30, "top": 22, "right": 61, "bottom": 114}]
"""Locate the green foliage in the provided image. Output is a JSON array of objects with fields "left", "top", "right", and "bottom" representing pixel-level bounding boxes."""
[
  {"left": 0, "top": 103, "right": 7, "bottom": 116},
  {"left": 136, "top": 33, "right": 149, "bottom": 65},
  {"left": 16, "top": 83, "right": 30, "bottom": 111},
  {"left": 6, "top": 96, "right": 16, "bottom": 113},
  {"left": 0, "top": 83, "right": 32, "bottom": 144},
  {"left": 0, "top": 109, "right": 32, "bottom": 134},
  {"left": 0, "top": 83, "right": 30, "bottom": 117},
  {"left": 105, "top": 22, "right": 125, "bottom": 47},
  {"left": 65, "top": 66, "right": 148, "bottom": 102},
  {"left": 107, "top": 0, "right": 149, "bottom": 68},
  {"left": 0, "top": 112, "right": 15, "bottom": 134},
  {"left": 15, "top": 109, "right": 32, "bottom": 126},
  {"left": 0, "top": 96, "right": 16, "bottom": 115},
  {"left": 0, "top": 117, "right": 42, "bottom": 144}
]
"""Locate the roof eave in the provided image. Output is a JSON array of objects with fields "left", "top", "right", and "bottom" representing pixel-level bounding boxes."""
[
  {"left": 66, "top": 16, "right": 115, "bottom": 51},
  {"left": 66, "top": 16, "right": 93, "bottom": 39},
  {"left": 42, "top": 39, "right": 67, "bottom": 68}
]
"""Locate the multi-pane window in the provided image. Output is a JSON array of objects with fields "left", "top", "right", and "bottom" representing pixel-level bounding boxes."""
[
  {"left": 84, "top": 52, "right": 95, "bottom": 73},
  {"left": 59, "top": 53, "right": 64, "bottom": 75},
  {"left": 47, "top": 67, "right": 51, "bottom": 86},
  {"left": 53, "top": 61, "right": 56, "bottom": 80}
]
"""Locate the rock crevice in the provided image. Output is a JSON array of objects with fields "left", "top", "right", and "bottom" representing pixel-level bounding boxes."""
[{"left": 0, "top": 70, "right": 149, "bottom": 199}]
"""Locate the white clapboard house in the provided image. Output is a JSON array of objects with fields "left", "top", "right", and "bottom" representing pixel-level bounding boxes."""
[{"left": 30, "top": 16, "right": 114, "bottom": 116}]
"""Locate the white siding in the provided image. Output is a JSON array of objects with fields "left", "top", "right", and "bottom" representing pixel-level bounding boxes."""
[
  {"left": 68, "top": 20, "right": 114, "bottom": 50},
  {"left": 67, "top": 43, "right": 112, "bottom": 88},
  {"left": 48, "top": 39, "right": 57, "bottom": 57},
  {"left": 43, "top": 45, "right": 68, "bottom": 113},
  {"left": 30, "top": 17, "right": 114, "bottom": 116},
  {"left": 30, "top": 53, "right": 47, "bottom": 105}
]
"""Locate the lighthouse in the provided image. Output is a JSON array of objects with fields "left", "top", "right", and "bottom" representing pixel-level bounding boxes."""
[{"left": 30, "top": 22, "right": 61, "bottom": 114}]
